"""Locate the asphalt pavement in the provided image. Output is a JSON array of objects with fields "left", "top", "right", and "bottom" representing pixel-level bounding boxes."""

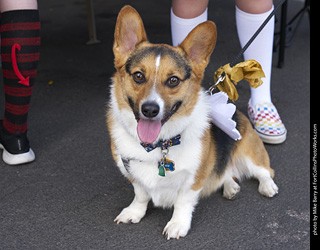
[{"left": 0, "top": 0, "right": 311, "bottom": 249}]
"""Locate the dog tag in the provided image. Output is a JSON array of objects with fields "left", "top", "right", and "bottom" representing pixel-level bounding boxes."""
[
  {"left": 158, "top": 165, "right": 166, "bottom": 177},
  {"left": 164, "top": 158, "right": 175, "bottom": 171},
  {"left": 158, "top": 158, "right": 175, "bottom": 177}
]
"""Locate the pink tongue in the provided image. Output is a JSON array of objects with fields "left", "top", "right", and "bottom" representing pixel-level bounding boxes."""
[{"left": 137, "top": 119, "right": 162, "bottom": 143}]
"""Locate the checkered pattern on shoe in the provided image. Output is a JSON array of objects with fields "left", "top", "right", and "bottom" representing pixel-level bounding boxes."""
[{"left": 248, "top": 102, "right": 286, "bottom": 136}]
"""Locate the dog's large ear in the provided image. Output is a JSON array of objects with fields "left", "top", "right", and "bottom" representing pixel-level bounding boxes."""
[
  {"left": 179, "top": 21, "right": 217, "bottom": 74},
  {"left": 113, "top": 5, "right": 147, "bottom": 69}
]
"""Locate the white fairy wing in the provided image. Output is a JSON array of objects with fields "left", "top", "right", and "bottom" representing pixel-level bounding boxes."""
[{"left": 208, "top": 92, "right": 242, "bottom": 141}]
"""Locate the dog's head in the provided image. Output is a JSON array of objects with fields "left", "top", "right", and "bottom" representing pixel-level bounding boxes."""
[{"left": 112, "top": 5, "right": 216, "bottom": 143}]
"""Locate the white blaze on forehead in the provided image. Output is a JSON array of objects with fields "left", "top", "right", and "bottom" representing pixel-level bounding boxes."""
[
  {"left": 154, "top": 54, "right": 161, "bottom": 86},
  {"left": 155, "top": 54, "right": 161, "bottom": 70},
  {"left": 154, "top": 54, "right": 161, "bottom": 84},
  {"left": 151, "top": 54, "right": 163, "bottom": 103}
]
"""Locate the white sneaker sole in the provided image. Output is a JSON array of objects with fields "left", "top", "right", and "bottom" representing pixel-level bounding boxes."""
[
  {"left": 0, "top": 143, "right": 35, "bottom": 165},
  {"left": 255, "top": 129, "right": 287, "bottom": 144}
]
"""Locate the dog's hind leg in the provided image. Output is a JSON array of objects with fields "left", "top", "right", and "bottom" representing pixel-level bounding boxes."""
[
  {"left": 114, "top": 182, "right": 150, "bottom": 224},
  {"left": 232, "top": 112, "right": 278, "bottom": 197},
  {"left": 254, "top": 166, "right": 278, "bottom": 198},
  {"left": 242, "top": 157, "right": 279, "bottom": 197},
  {"left": 223, "top": 172, "right": 241, "bottom": 199}
]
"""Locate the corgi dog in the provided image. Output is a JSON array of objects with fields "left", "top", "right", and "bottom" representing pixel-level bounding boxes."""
[{"left": 107, "top": 5, "right": 278, "bottom": 240}]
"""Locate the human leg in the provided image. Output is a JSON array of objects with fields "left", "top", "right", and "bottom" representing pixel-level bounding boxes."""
[
  {"left": 0, "top": 0, "right": 40, "bottom": 164},
  {"left": 235, "top": 0, "right": 274, "bottom": 105},
  {"left": 235, "top": 0, "right": 286, "bottom": 144},
  {"left": 171, "top": 0, "right": 208, "bottom": 46}
]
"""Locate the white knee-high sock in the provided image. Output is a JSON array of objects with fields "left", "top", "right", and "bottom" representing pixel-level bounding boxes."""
[
  {"left": 170, "top": 8, "right": 208, "bottom": 46},
  {"left": 236, "top": 6, "right": 274, "bottom": 106}
]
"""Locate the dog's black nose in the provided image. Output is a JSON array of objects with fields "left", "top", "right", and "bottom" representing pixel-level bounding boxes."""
[{"left": 141, "top": 102, "right": 160, "bottom": 118}]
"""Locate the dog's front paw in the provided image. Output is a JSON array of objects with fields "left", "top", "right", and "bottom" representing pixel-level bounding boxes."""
[
  {"left": 162, "top": 220, "right": 191, "bottom": 240},
  {"left": 114, "top": 206, "right": 146, "bottom": 224},
  {"left": 258, "top": 178, "right": 279, "bottom": 197}
]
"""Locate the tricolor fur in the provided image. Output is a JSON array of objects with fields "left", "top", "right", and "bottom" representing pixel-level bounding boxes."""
[{"left": 107, "top": 5, "right": 278, "bottom": 240}]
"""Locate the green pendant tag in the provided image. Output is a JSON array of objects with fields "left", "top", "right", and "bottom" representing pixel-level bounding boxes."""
[{"left": 158, "top": 165, "right": 166, "bottom": 177}]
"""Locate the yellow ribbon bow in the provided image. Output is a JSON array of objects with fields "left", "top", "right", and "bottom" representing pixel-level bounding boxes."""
[{"left": 214, "top": 59, "right": 265, "bottom": 101}]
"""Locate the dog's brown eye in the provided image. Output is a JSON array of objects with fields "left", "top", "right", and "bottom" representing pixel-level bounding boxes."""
[
  {"left": 132, "top": 72, "right": 145, "bottom": 84},
  {"left": 166, "top": 76, "right": 180, "bottom": 88}
]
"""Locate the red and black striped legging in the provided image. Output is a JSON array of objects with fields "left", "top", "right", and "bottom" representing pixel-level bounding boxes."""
[{"left": 1, "top": 10, "right": 40, "bottom": 134}]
